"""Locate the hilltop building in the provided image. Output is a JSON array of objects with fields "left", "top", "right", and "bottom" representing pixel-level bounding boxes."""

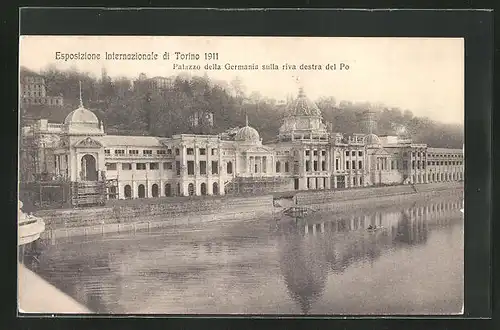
[
  {"left": 20, "top": 85, "right": 464, "bottom": 200},
  {"left": 20, "top": 70, "right": 64, "bottom": 107}
]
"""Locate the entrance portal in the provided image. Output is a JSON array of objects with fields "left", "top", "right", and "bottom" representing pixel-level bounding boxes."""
[{"left": 81, "top": 154, "right": 97, "bottom": 181}]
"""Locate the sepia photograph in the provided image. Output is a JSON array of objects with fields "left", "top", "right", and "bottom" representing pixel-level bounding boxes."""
[{"left": 17, "top": 36, "right": 464, "bottom": 315}]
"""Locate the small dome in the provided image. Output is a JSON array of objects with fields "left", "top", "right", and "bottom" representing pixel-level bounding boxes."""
[
  {"left": 363, "top": 133, "right": 381, "bottom": 145},
  {"left": 289, "top": 87, "right": 322, "bottom": 117},
  {"left": 64, "top": 106, "right": 99, "bottom": 126},
  {"left": 64, "top": 106, "right": 99, "bottom": 125},
  {"left": 235, "top": 125, "right": 260, "bottom": 142}
]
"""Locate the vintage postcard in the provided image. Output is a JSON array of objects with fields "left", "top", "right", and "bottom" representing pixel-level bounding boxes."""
[{"left": 18, "top": 36, "right": 464, "bottom": 315}]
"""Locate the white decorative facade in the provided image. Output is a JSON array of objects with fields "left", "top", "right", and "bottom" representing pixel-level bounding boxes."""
[{"left": 20, "top": 88, "right": 464, "bottom": 200}]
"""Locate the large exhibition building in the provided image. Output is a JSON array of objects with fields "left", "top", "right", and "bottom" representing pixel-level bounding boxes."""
[{"left": 20, "top": 87, "right": 464, "bottom": 200}]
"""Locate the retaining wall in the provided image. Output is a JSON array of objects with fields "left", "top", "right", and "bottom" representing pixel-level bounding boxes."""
[{"left": 37, "top": 182, "right": 463, "bottom": 240}]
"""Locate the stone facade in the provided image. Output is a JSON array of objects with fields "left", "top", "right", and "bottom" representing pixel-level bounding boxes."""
[{"left": 20, "top": 87, "right": 464, "bottom": 200}]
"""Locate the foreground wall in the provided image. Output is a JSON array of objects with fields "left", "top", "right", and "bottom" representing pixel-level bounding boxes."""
[
  {"left": 37, "top": 195, "right": 274, "bottom": 239},
  {"left": 37, "top": 182, "right": 463, "bottom": 240}
]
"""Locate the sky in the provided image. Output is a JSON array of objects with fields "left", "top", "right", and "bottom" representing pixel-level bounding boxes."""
[{"left": 19, "top": 36, "right": 464, "bottom": 125}]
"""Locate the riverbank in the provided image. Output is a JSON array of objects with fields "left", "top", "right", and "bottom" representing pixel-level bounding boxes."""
[{"left": 36, "top": 182, "right": 463, "bottom": 240}]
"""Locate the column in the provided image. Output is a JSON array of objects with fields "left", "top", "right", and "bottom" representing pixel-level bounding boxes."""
[
  {"left": 312, "top": 224, "right": 316, "bottom": 236},
  {"left": 333, "top": 175, "right": 337, "bottom": 188},
  {"left": 305, "top": 225, "right": 308, "bottom": 234},
  {"left": 218, "top": 142, "right": 224, "bottom": 195}
]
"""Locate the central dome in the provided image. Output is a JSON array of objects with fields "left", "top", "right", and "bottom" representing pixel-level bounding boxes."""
[
  {"left": 64, "top": 106, "right": 99, "bottom": 126},
  {"left": 235, "top": 125, "right": 260, "bottom": 142},
  {"left": 235, "top": 115, "right": 260, "bottom": 142},
  {"left": 289, "top": 87, "right": 322, "bottom": 117}
]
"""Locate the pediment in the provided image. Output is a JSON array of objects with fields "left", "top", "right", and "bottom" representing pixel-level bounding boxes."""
[{"left": 74, "top": 137, "right": 103, "bottom": 148}]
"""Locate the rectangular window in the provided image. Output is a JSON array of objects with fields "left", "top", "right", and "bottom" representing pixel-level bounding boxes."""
[
  {"left": 106, "top": 163, "right": 117, "bottom": 171},
  {"left": 211, "top": 148, "right": 216, "bottom": 156},
  {"left": 164, "top": 162, "right": 173, "bottom": 170},
  {"left": 187, "top": 148, "right": 194, "bottom": 155},
  {"left": 358, "top": 151, "right": 363, "bottom": 157},
  {"left": 353, "top": 177, "right": 356, "bottom": 186},
  {"left": 115, "top": 149, "right": 125, "bottom": 155},
  {"left": 167, "top": 149, "right": 172, "bottom": 155},
  {"left": 358, "top": 161, "right": 363, "bottom": 169},
  {"left": 313, "top": 161, "right": 318, "bottom": 171},
  {"left": 150, "top": 162, "right": 159, "bottom": 170},
  {"left": 305, "top": 161, "right": 310, "bottom": 172},
  {"left": 352, "top": 160, "right": 356, "bottom": 170},
  {"left": 122, "top": 163, "right": 132, "bottom": 170},
  {"left": 412, "top": 160, "right": 415, "bottom": 169},
  {"left": 212, "top": 161, "right": 218, "bottom": 174},
  {"left": 351, "top": 151, "right": 356, "bottom": 156},
  {"left": 136, "top": 163, "right": 146, "bottom": 170},
  {"left": 313, "top": 150, "right": 318, "bottom": 156},
  {"left": 321, "top": 150, "right": 326, "bottom": 156},
  {"left": 129, "top": 149, "right": 138, "bottom": 155},
  {"left": 305, "top": 150, "right": 310, "bottom": 156},
  {"left": 346, "top": 161, "right": 350, "bottom": 170},
  {"left": 157, "top": 150, "right": 166, "bottom": 155},
  {"left": 175, "top": 148, "right": 180, "bottom": 156},
  {"left": 200, "top": 161, "right": 207, "bottom": 175},
  {"left": 321, "top": 161, "right": 326, "bottom": 171},
  {"left": 346, "top": 151, "right": 349, "bottom": 156},
  {"left": 335, "top": 159, "right": 339, "bottom": 171},
  {"left": 104, "top": 149, "right": 110, "bottom": 155},
  {"left": 143, "top": 150, "right": 153, "bottom": 156},
  {"left": 176, "top": 161, "right": 181, "bottom": 175},
  {"left": 199, "top": 148, "right": 206, "bottom": 155},
  {"left": 285, "top": 162, "right": 289, "bottom": 172},
  {"left": 187, "top": 161, "right": 195, "bottom": 175},
  {"left": 276, "top": 162, "right": 281, "bottom": 173}
]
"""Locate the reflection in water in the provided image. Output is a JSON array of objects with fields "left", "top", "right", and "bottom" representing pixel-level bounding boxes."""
[
  {"left": 276, "top": 198, "right": 463, "bottom": 313},
  {"left": 30, "top": 197, "right": 463, "bottom": 314}
]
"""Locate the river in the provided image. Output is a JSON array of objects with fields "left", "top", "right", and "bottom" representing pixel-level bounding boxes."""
[{"left": 28, "top": 195, "right": 463, "bottom": 315}]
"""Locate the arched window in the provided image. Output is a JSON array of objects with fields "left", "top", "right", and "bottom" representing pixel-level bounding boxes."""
[
  {"left": 213, "top": 182, "right": 219, "bottom": 195},
  {"left": 124, "top": 185, "right": 132, "bottom": 199},
  {"left": 188, "top": 183, "right": 195, "bottom": 196},
  {"left": 138, "top": 184, "right": 146, "bottom": 198},
  {"left": 165, "top": 183, "right": 172, "bottom": 197},
  {"left": 151, "top": 184, "right": 159, "bottom": 197},
  {"left": 226, "top": 162, "right": 233, "bottom": 174},
  {"left": 200, "top": 183, "right": 207, "bottom": 195}
]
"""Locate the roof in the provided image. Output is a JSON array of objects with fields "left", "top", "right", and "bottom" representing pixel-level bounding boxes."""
[
  {"left": 235, "top": 125, "right": 260, "bottom": 142},
  {"left": 64, "top": 106, "right": 99, "bottom": 125},
  {"left": 427, "top": 147, "right": 463, "bottom": 153},
  {"left": 100, "top": 135, "right": 167, "bottom": 148}
]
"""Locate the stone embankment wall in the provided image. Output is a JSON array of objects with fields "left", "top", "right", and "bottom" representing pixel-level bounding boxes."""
[
  {"left": 37, "top": 195, "right": 273, "bottom": 240},
  {"left": 295, "top": 182, "right": 463, "bottom": 213},
  {"left": 36, "top": 182, "right": 463, "bottom": 240}
]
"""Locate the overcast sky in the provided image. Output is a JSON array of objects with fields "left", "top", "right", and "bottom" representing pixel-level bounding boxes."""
[{"left": 20, "top": 36, "right": 464, "bottom": 125}]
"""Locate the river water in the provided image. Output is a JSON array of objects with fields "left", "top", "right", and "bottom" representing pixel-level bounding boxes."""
[{"left": 29, "top": 195, "right": 463, "bottom": 315}]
